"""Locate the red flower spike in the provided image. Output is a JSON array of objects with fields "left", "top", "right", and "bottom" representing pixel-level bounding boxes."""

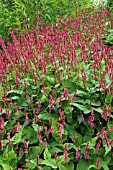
[
  {"left": 96, "top": 158, "right": 100, "bottom": 168},
  {"left": 26, "top": 159, "right": 28, "bottom": 168},
  {"left": 95, "top": 140, "right": 101, "bottom": 152},
  {"left": 72, "top": 134, "right": 76, "bottom": 142},
  {"left": 0, "top": 117, "right": 4, "bottom": 133},
  {"left": 0, "top": 140, "right": 3, "bottom": 148},
  {"left": 54, "top": 152, "right": 58, "bottom": 161},
  {"left": 36, "top": 155, "right": 40, "bottom": 166},
  {"left": 75, "top": 151, "right": 80, "bottom": 160},
  {"left": 81, "top": 114, "right": 85, "bottom": 122},
  {"left": 37, "top": 128, "right": 42, "bottom": 143},
  {"left": 7, "top": 133, "right": 10, "bottom": 144},
  {"left": 64, "top": 144, "right": 68, "bottom": 162},
  {"left": 64, "top": 88, "right": 68, "bottom": 99}
]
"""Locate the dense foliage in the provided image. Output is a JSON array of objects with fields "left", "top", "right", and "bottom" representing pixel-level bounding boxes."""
[
  {"left": 0, "top": 0, "right": 101, "bottom": 42},
  {"left": 0, "top": 5, "right": 113, "bottom": 170}
]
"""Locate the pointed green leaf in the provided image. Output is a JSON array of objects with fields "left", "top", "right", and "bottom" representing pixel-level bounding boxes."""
[
  {"left": 0, "top": 164, "right": 12, "bottom": 170},
  {"left": 40, "top": 159, "right": 57, "bottom": 169},
  {"left": 105, "top": 94, "right": 112, "bottom": 104},
  {"left": 70, "top": 103, "right": 90, "bottom": 114},
  {"left": 11, "top": 132, "right": 22, "bottom": 144},
  {"left": 44, "top": 147, "right": 51, "bottom": 160},
  {"left": 38, "top": 113, "right": 58, "bottom": 120}
]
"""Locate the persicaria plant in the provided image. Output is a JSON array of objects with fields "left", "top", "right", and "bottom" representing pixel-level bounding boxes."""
[{"left": 0, "top": 5, "right": 113, "bottom": 170}]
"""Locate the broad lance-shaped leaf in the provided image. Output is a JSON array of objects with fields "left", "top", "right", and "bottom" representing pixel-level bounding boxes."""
[
  {"left": 77, "top": 90, "right": 89, "bottom": 96},
  {"left": 41, "top": 94, "right": 49, "bottom": 103},
  {"left": 51, "top": 118, "right": 61, "bottom": 142},
  {"left": 70, "top": 102, "right": 90, "bottom": 114},
  {"left": 99, "top": 160, "right": 109, "bottom": 170},
  {"left": 0, "top": 162, "right": 12, "bottom": 170},
  {"left": 38, "top": 113, "right": 58, "bottom": 120},
  {"left": 76, "top": 159, "right": 91, "bottom": 170},
  {"left": 1, "top": 163, "right": 13, "bottom": 170},
  {"left": 22, "top": 126, "right": 37, "bottom": 144},
  {"left": 7, "top": 149, "right": 17, "bottom": 161},
  {"left": 11, "top": 96, "right": 19, "bottom": 100},
  {"left": 41, "top": 167, "right": 51, "bottom": 170},
  {"left": 58, "top": 162, "right": 74, "bottom": 170},
  {"left": 40, "top": 159, "right": 57, "bottom": 169},
  {"left": 11, "top": 131, "right": 22, "bottom": 144},
  {"left": 44, "top": 147, "right": 51, "bottom": 160},
  {"left": 93, "top": 107, "right": 102, "bottom": 114},
  {"left": 28, "top": 146, "right": 43, "bottom": 159},
  {"left": 105, "top": 94, "right": 112, "bottom": 104},
  {"left": 7, "top": 90, "right": 23, "bottom": 95},
  {"left": 50, "top": 147, "right": 63, "bottom": 155},
  {"left": 104, "top": 145, "right": 111, "bottom": 156}
]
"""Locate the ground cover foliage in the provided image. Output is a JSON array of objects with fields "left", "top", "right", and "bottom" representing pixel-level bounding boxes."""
[
  {"left": 0, "top": 5, "right": 113, "bottom": 170},
  {"left": 0, "top": 0, "right": 82, "bottom": 41},
  {"left": 0, "top": 0, "right": 112, "bottom": 42}
]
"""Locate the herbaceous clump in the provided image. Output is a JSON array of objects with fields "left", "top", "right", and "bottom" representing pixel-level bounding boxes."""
[{"left": 0, "top": 6, "right": 113, "bottom": 170}]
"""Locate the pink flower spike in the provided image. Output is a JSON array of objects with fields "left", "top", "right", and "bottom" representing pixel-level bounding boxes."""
[
  {"left": 84, "top": 150, "right": 89, "bottom": 159},
  {"left": 26, "top": 159, "right": 28, "bottom": 168},
  {"left": 36, "top": 155, "right": 40, "bottom": 166},
  {"left": 30, "top": 98, "right": 33, "bottom": 105},
  {"left": 54, "top": 152, "right": 58, "bottom": 161},
  {"left": 0, "top": 117, "right": 4, "bottom": 133},
  {"left": 7, "top": 133, "right": 10, "bottom": 143},
  {"left": 95, "top": 140, "right": 101, "bottom": 152},
  {"left": 64, "top": 144, "right": 68, "bottom": 162},
  {"left": 96, "top": 157, "right": 100, "bottom": 168},
  {"left": 64, "top": 88, "right": 68, "bottom": 99},
  {"left": 75, "top": 151, "right": 80, "bottom": 160},
  {"left": 81, "top": 114, "right": 84, "bottom": 122}
]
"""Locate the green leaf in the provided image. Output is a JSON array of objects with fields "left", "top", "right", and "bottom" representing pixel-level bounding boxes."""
[
  {"left": 0, "top": 163, "right": 12, "bottom": 170},
  {"left": 96, "top": 148, "right": 105, "bottom": 155},
  {"left": 74, "top": 98, "right": 85, "bottom": 104},
  {"left": 65, "top": 124, "right": 83, "bottom": 145},
  {"left": 7, "top": 149, "right": 17, "bottom": 161},
  {"left": 27, "top": 159, "right": 36, "bottom": 169},
  {"left": 66, "top": 143, "right": 76, "bottom": 150},
  {"left": 44, "top": 147, "right": 51, "bottom": 160},
  {"left": 88, "top": 165, "right": 95, "bottom": 170},
  {"left": 51, "top": 118, "right": 60, "bottom": 142},
  {"left": 11, "top": 96, "right": 19, "bottom": 100},
  {"left": 105, "top": 94, "right": 112, "bottom": 104},
  {"left": 38, "top": 113, "right": 58, "bottom": 120},
  {"left": 63, "top": 79, "right": 76, "bottom": 93},
  {"left": 76, "top": 159, "right": 92, "bottom": 170},
  {"left": 22, "top": 126, "right": 37, "bottom": 144},
  {"left": 57, "top": 155, "right": 65, "bottom": 164},
  {"left": 91, "top": 101, "right": 101, "bottom": 106},
  {"left": 93, "top": 107, "right": 102, "bottom": 114},
  {"left": 11, "top": 132, "right": 22, "bottom": 144},
  {"left": 90, "top": 137, "right": 98, "bottom": 147},
  {"left": 104, "top": 145, "right": 111, "bottom": 156},
  {"left": 58, "top": 164, "right": 67, "bottom": 170},
  {"left": 83, "top": 135, "right": 92, "bottom": 143},
  {"left": 7, "top": 90, "right": 23, "bottom": 95},
  {"left": 43, "top": 167, "right": 51, "bottom": 170},
  {"left": 58, "top": 162, "right": 74, "bottom": 170},
  {"left": 77, "top": 90, "right": 89, "bottom": 96},
  {"left": 104, "top": 154, "right": 111, "bottom": 164},
  {"left": 28, "top": 146, "right": 43, "bottom": 159},
  {"left": 100, "top": 160, "right": 109, "bottom": 170},
  {"left": 41, "top": 94, "right": 49, "bottom": 103},
  {"left": 68, "top": 162, "right": 74, "bottom": 170},
  {"left": 70, "top": 103, "right": 90, "bottom": 114},
  {"left": 50, "top": 147, "right": 63, "bottom": 155},
  {"left": 40, "top": 159, "right": 57, "bottom": 169}
]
